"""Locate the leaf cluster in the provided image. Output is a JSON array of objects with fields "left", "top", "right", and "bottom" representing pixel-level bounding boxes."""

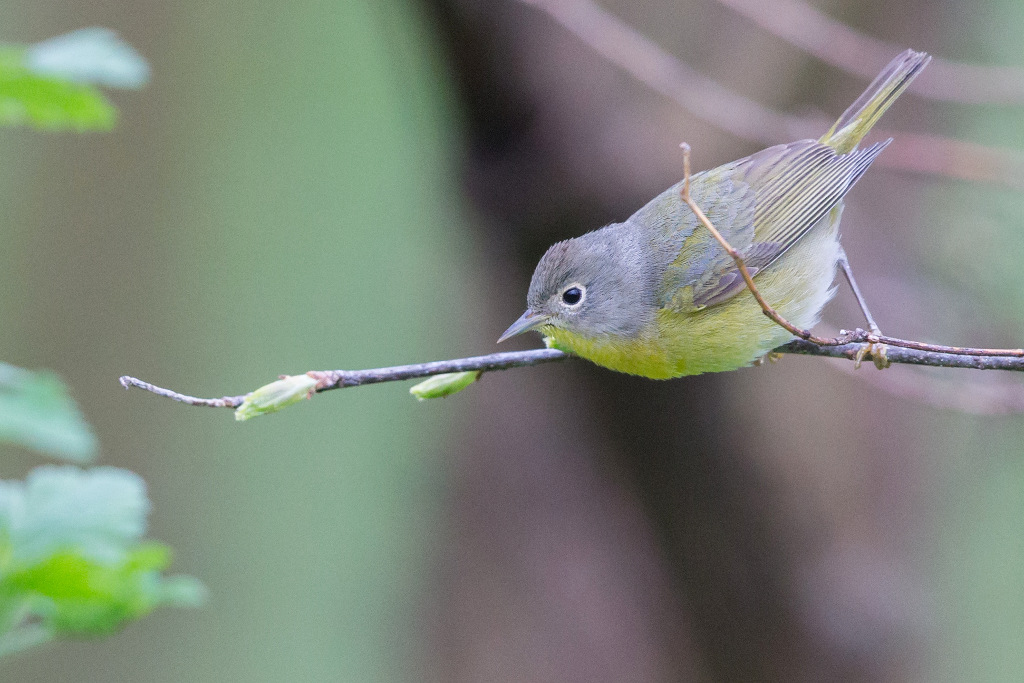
[
  {"left": 0, "top": 29, "right": 202, "bottom": 660},
  {"left": 0, "top": 467, "right": 205, "bottom": 656}
]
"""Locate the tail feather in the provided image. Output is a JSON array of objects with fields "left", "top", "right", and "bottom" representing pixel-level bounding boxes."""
[{"left": 820, "top": 49, "right": 930, "bottom": 154}]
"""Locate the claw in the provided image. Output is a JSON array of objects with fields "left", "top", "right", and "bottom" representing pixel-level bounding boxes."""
[
  {"left": 753, "top": 352, "right": 784, "bottom": 367},
  {"left": 871, "top": 343, "right": 891, "bottom": 370},
  {"left": 853, "top": 342, "right": 890, "bottom": 370}
]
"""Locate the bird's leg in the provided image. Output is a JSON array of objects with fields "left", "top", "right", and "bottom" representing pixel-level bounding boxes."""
[
  {"left": 837, "top": 249, "right": 881, "bottom": 335},
  {"left": 837, "top": 249, "right": 889, "bottom": 369}
]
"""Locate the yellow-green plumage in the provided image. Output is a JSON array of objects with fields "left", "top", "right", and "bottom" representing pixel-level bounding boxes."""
[
  {"left": 543, "top": 205, "right": 843, "bottom": 377},
  {"left": 502, "top": 50, "right": 930, "bottom": 378}
]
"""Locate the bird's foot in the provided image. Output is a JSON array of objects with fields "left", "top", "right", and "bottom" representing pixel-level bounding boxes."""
[
  {"left": 753, "top": 352, "right": 784, "bottom": 367},
  {"left": 854, "top": 341, "right": 890, "bottom": 370}
]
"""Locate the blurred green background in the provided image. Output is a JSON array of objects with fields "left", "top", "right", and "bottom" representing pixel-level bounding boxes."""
[{"left": 3, "top": 0, "right": 1024, "bottom": 680}]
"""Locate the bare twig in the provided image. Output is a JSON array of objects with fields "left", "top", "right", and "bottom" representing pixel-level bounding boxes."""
[
  {"left": 118, "top": 338, "right": 1024, "bottom": 412},
  {"left": 841, "top": 331, "right": 1022, "bottom": 358},
  {"left": 517, "top": 0, "right": 1024, "bottom": 188},
  {"left": 678, "top": 143, "right": 834, "bottom": 344},
  {"left": 304, "top": 348, "right": 568, "bottom": 390},
  {"left": 118, "top": 376, "right": 245, "bottom": 408},
  {"left": 715, "top": 0, "right": 1024, "bottom": 105},
  {"left": 779, "top": 339, "right": 1024, "bottom": 371},
  {"left": 119, "top": 349, "right": 569, "bottom": 408}
]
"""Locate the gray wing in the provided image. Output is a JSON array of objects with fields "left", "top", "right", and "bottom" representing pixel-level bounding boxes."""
[{"left": 656, "top": 138, "right": 888, "bottom": 310}]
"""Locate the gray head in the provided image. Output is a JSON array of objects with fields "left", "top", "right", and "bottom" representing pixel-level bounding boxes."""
[{"left": 499, "top": 223, "right": 656, "bottom": 343}]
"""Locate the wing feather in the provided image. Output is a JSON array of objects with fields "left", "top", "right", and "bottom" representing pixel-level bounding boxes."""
[{"left": 667, "top": 138, "right": 888, "bottom": 309}]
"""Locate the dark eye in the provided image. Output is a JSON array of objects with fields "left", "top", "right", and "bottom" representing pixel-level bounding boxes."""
[{"left": 562, "top": 287, "right": 583, "bottom": 306}]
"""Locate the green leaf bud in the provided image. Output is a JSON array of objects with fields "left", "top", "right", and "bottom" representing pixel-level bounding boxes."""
[
  {"left": 234, "top": 374, "right": 318, "bottom": 421},
  {"left": 409, "top": 371, "right": 481, "bottom": 401}
]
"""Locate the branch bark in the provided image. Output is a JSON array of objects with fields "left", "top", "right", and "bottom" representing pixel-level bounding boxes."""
[{"left": 118, "top": 332, "right": 1024, "bottom": 412}]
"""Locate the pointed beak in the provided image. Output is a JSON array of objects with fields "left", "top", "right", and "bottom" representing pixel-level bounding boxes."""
[{"left": 498, "top": 310, "right": 550, "bottom": 343}]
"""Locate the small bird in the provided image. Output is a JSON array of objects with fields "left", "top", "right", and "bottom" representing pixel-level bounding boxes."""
[{"left": 499, "top": 49, "right": 930, "bottom": 378}]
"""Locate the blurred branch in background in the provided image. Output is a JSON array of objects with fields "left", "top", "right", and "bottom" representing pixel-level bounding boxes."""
[
  {"left": 828, "top": 360, "right": 1024, "bottom": 414},
  {"left": 715, "top": 0, "right": 1024, "bottom": 104},
  {"left": 518, "top": 0, "right": 1024, "bottom": 188},
  {"left": 519, "top": 0, "right": 793, "bottom": 144}
]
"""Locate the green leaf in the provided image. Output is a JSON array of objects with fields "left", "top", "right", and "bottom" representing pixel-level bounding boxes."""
[
  {"left": 0, "top": 467, "right": 205, "bottom": 642},
  {"left": 0, "top": 56, "right": 116, "bottom": 130},
  {"left": 0, "top": 27, "right": 151, "bottom": 130},
  {"left": 0, "top": 364, "right": 97, "bottom": 462},
  {"left": 0, "top": 466, "right": 146, "bottom": 564},
  {"left": 3, "top": 545, "right": 200, "bottom": 635}
]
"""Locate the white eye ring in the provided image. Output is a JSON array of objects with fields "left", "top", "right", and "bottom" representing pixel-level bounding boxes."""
[{"left": 560, "top": 283, "right": 586, "bottom": 308}]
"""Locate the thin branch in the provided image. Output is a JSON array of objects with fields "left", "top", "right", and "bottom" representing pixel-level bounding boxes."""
[
  {"left": 517, "top": 0, "right": 1024, "bottom": 189},
  {"left": 779, "top": 339, "right": 1024, "bottom": 370},
  {"left": 117, "top": 376, "right": 242, "bottom": 407},
  {"left": 118, "top": 338, "right": 1024, "bottom": 412},
  {"left": 679, "top": 143, "right": 834, "bottom": 345},
  {"left": 119, "top": 349, "right": 569, "bottom": 408},
  {"left": 844, "top": 331, "right": 1022, "bottom": 358},
  {"left": 304, "top": 348, "right": 568, "bottom": 390},
  {"left": 715, "top": 0, "right": 1024, "bottom": 105}
]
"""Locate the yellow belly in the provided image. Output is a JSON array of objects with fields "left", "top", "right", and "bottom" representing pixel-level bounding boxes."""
[{"left": 543, "top": 211, "right": 843, "bottom": 378}]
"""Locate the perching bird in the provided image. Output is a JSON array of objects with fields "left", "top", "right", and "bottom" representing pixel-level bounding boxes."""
[{"left": 500, "top": 49, "right": 929, "bottom": 378}]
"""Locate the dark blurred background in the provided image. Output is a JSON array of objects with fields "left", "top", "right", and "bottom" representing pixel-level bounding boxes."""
[{"left": 3, "top": 0, "right": 1024, "bottom": 680}]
